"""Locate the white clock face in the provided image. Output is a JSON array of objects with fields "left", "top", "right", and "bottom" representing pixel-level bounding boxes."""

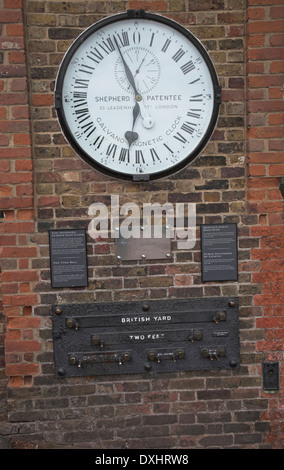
[{"left": 56, "top": 12, "right": 221, "bottom": 180}]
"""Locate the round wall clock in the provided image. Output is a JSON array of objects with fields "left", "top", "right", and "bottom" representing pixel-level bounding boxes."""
[{"left": 55, "top": 10, "right": 222, "bottom": 181}]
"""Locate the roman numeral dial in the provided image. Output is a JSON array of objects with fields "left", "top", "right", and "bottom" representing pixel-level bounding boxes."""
[{"left": 55, "top": 10, "right": 221, "bottom": 181}]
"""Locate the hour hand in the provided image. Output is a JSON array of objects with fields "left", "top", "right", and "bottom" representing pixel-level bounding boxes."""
[{"left": 125, "top": 102, "right": 139, "bottom": 147}]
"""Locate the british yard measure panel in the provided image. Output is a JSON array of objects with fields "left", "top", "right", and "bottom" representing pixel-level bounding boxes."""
[{"left": 52, "top": 298, "right": 240, "bottom": 377}]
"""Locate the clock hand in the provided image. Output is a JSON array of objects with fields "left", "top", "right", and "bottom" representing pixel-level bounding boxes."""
[
  {"left": 125, "top": 102, "right": 139, "bottom": 147},
  {"left": 113, "top": 36, "right": 154, "bottom": 133},
  {"left": 113, "top": 36, "right": 139, "bottom": 97},
  {"left": 134, "top": 52, "right": 148, "bottom": 78},
  {"left": 125, "top": 97, "right": 154, "bottom": 147}
]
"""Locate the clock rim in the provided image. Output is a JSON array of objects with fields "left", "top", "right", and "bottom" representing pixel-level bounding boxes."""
[{"left": 54, "top": 10, "right": 222, "bottom": 182}]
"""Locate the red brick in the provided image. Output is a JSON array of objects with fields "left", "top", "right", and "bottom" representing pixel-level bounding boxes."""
[
  {"left": 37, "top": 195, "right": 60, "bottom": 207},
  {"left": 247, "top": 20, "right": 284, "bottom": 34},
  {"left": 6, "top": 24, "right": 24, "bottom": 36},
  {"left": 1, "top": 221, "right": 35, "bottom": 233},
  {"left": 269, "top": 113, "right": 284, "bottom": 125},
  {"left": 269, "top": 164, "right": 284, "bottom": 176},
  {"left": 270, "top": 34, "right": 284, "bottom": 46},
  {"left": 8, "top": 51, "right": 26, "bottom": 64},
  {"left": 247, "top": 177, "right": 279, "bottom": 189},
  {"left": 0, "top": 160, "right": 10, "bottom": 172},
  {"left": 0, "top": 10, "right": 23, "bottom": 23},
  {"left": 2, "top": 271, "right": 39, "bottom": 282},
  {"left": 5, "top": 340, "right": 41, "bottom": 352},
  {"left": 32, "top": 94, "right": 54, "bottom": 106},
  {"left": 270, "top": 6, "right": 284, "bottom": 18},
  {"left": 15, "top": 159, "right": 33, "bottom": 171},
  {"left": 254, "top": 294, "right": 284, "bottom": 306},
  {"left": 6, "top": 330, "right": 21, "bottom": 341},
  {"left": 8, "top": 317, "right": 40, "bottom": 329},
  {"left": 17, "top": 209, "right": 34, "bottom": 220},
  {"left": 13, "top": 134, "right": 32, "bottom": 145},
  {"left": 129, "top": 0, "right": 167, "bottom": 10},
  {"left": 10, "top": 78, "right": 28, "bottom": 91},
  {"left": 0, "top": 235, "right": 16, "bottom": 245},
  {"left": 3, "top": 0, "right": 23, "bottom": 7},
  {"left": 246, "top": 34, "right": 265, "bottom": 47},
  {"left": 5, "top": 363, "right": 39, "bottom": 377},
  {"left": 248, "top": 47, "right": 284, "bottom": 61},
  {"left": 252, "top": 247, "right": 284, "bottom": 260},
  {"left": 247, "top": 7, "right": 265, "bottom": 19},
  {"left": 0, "top": 185, "right": 12, "bottom": 196},
  {"left": 248, "top": 100, "right": 284, "bottom": 112},
  {"left": 248, "top": 165, "right": 266, "bottom": 176},
  {"left": 248, "top": 152, "right": 284, "bottom": 164},
  {"left": 2, "top": 294, "right": 38, "bottom": 307},
  {"left": 270, "top": 61, "right": 284, "bottom": 73},
  {"left": 256, "top": 317, "right": 284, "bottom": 328}
]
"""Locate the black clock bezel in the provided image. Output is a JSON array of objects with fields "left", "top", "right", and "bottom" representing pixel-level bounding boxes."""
[{"left": 55, "top": 9, "right": 222, "bottom": 182}]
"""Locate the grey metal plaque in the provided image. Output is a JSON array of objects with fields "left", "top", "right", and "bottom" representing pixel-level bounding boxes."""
[
  {"left": 49, "top": 229, "right": 88, "bottom": 288},
  {"left": 201, "top": 224, "right": 238, "bottom": 282},
  {"left": 116, "top": 229, "right": 171, "bottom": 260},
  {"left": 52, "top": 297, "right": 240, "bottom": 377}
]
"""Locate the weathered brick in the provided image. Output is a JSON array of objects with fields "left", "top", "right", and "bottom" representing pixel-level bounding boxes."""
[{"left": 0, "top": 0, "right": 283, "bottom": 452}]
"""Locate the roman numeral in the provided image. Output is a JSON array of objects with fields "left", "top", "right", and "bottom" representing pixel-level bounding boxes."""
[
  {"left": 74, "top": 79, "right": 89, "bottom": 88},
  {"left": 163, "top": 143, "right": 174, "bottom": 154},
  {"left": 79, "top": 64, "right": 95, "bottom": 75},
  {"left": 187, "top": 110, "right": 201, "bottom": 119},
  {"left": 161, "top": 38, "right": 171, "bottom": 52},
  {"left": 189, "top": 78, "right": 200, "bottom": 85},
  {"left": 119, "top": 148, "right": 130, "bottom": 163},
  {"left": 172, "top": 48, "right": 185, "bottom": 62},
  {"left": 149, "top": 33, "right": 155, "bottom": 47},
  {"left": 173, "top": 132, "right": 187, "bottom": 144},
  {"left": 106, "top": 143, "right": 117, "bottom": 158},
  {"left": 181, "top": 122, "right": 196, "bottom": 135},
  {"left": 87, "top": 47, "right": 104, "bottom": 64},
  {"left": 81, "top": 120, "right": 96, "bottom": 138},
  {"left": 189, "top": 94, "right": 203, "bottom": 102},
  {"left": 98, "top": 38, "right": 115, "bottom": 54},
  {"left": 73, "top": 91, "right": 87, "bottom": 100},
  {"left": 116, "top": 31, "right": 130, "bottom": 47},
  {"left": 133, "top": 31, "right": 141, "bottom": 45},
  {"left": 73, "top": 101, "right": 90, "bottom": 123},
  {"left": 93, "top": 135, "right": 104, "bottom": 149},
  {"left": 74, "top": 107, "right": 90, "bottom": 123},
  {"left": 181, "top": 60, "right": 195, "bottom": 75},
  {"left": 135, "top": 150, "right": 145, "bottom": 164},
  {"left": 150, "top": 148, "right": 160, "bottom": 162}
]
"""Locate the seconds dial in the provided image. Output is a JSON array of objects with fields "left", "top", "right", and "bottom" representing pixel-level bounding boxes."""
[
  {"left": 55, "top": 10, "right": 221, "bottom": 181},
  {"left": 115, "top": 47, "right": 161, "bottom": 94}
]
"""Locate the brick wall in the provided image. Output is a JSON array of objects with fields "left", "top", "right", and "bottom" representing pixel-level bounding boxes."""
[
  {"left": 246, "top": 0, "right": 284, "bottom": 446},
  {"left": 0, "top": 0, "right": 283, "bottom": 449}
]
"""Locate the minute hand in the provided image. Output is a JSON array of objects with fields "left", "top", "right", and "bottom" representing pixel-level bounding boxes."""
[{"left": 113, "top": 36, "right": 139, "bottom": 96}]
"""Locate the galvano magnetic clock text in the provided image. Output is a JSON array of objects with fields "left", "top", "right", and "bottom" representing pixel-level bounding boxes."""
[{"left": 55, "top": 10, "right": 221, "bottom": 181}]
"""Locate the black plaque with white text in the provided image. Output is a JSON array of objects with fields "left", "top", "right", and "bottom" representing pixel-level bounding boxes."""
[
  {"left": 49, "top": 229, "right": 88, "bottom": 288},
  {"left": 52, "top": 297, "right": 240, "bottom": 377},
  {"left": 201, "top": 224, "right": 238, "bottom": 282}
]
